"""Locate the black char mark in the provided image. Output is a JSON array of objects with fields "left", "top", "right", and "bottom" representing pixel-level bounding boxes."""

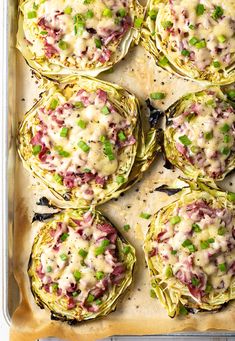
[
  {"left": 154, "top": 185, "right": 183, "bottom": 196},
  {"left": 146, "top": 99, "right": 164, "bottom": 128},
  {"left": 36, "top": 196, "right": 57, "bottom": 208},
  {"left": 32, "top": 212, "right": 61, "bottom": 223}
]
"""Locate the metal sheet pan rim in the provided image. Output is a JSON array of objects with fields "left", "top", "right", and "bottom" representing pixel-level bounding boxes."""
[{"left": 1, "top": 0, "right": 235, "bottom": 337}]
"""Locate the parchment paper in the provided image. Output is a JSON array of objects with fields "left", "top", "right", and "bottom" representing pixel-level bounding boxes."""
[{"left": 10, "top": 45, "right": 235, "bottom": 341}]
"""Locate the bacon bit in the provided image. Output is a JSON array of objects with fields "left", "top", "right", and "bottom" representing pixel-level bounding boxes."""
[
  {"left": 44, "top": 41, "right": 58, "bottom": 58},
  {"left": 30, "top": 131, "right": 43, "bottom": 145},
  {"left": 96, "top": 89, "right": 107, "bottom": 103},
  {"left": 83, "top": 211, "right": 93, "bottom": 224},
  {"left": 98, "top": 48, "right": 112, "bottom": 63},
  {"left": 97, "top": 223, "right": 116, "bottom": 235},
  {"left": 43, "top": 284, "right": 50, "bottom": 293},
  {"left": 36, "top": 265, "right": 45, "bottom": 280},
  {"left": 95, "top": 176, "right": 105, "bottom": 187},
  {"left": 68, "top": 298, "right": 76, "bottom": 310},
  {"left": 112, "top": 264, "right": 126, "bottom": 276},
  {"left": 149, "top": 247, "right": 158, "bottom": 257},
  {"left": 57, "top": 288, "right": 62, "bottom": 296},
  {"left": 51, "top": 114, "right": 64, "bottom": 127},
  {"left": 38, "top": 146, "right": 49, "bottom": 162},
  {"left": 86, "top": 305, "right": 99, "bottom": 312},
  {"left": 63, "top": 173, "right": 76, "bottom": 188}
]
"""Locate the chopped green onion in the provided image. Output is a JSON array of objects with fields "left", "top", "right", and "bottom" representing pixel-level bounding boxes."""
[
  {"left": 217, "top": 34, "right": 226, "bottom": 43},
  {"left": 192, "top": 223, "right": 201, "bottom": 233},
  {"left": 118, "top": 8, "right": 126, "bottom": 17},
  {"left": 171, "top": 250, "right": 177, "bottom": 255},
  {"left": 100, "top": 135, "right": 106, "bottom": 143},
  {"left": 58, "top": 40, "right": 68, "bottom": 50},
  {"left": 150, "top": 289, "right": 156, "bottom": 298},
  {"left": 40, "top": 30, "right": 48, "bottom": 35},
  {"left": 188, "top": 244, "right": 196, "bottom": 253},
  {"left": 228, "top": 192, "right": 235, "bottom": 202},
  {"left": 32, "top": 144, "right": 42, "bottom": 155},
  {"left": 61, "top": 233, "right": 69, "bottom": 241},
  {"left": 165, "top": 265, "right": 173, "bottom": 279},
  {"left": 86, "top": 9, "right": 94, "bottom": 19},
  {"left": 212, "top": 6, "right": 224, "bottom": 20},
  {"left": 134, "top": 17, "right": 143, "bottom": 28},
  {"left": 218, "top": 226, "right": 226, "bottom": 236},
  {"left": 189, "top": 36, "right": 199, "bottom": 45},
  {"left": 33, "top": 2, "right": 39, "bottom": 10},
  {"left": 191, "top": 277, "right": 199, "bottom": 287},
  {"left": 118, "top": 131, "right": 126, "bottom": 141},
  {"left": 50, "top": 98, "right": 58, "bottom": 110},
  {"left": 227, "top": 90, "right": 235, "bottom": 100},
  {"left": 101, "top": 239, "right": 110, "bottom": 247},
  {"left": 161, "top": 21, "right": 173, "bottom": 29},
  {"left": 101, "top": 105, "right": 110, "bottom": 115},
  {"left": 140, "top": 212, "right": 151, "bottom": 219},
  {"left": 179, "top": 304, "right": 188, "bottom": 315},
  {"left": 60, "top": 253, "right": 68, "bottom": 261},
  {"left": 83, "top": 168, "right": 91, "bottom": 173},
  {"left": 221, "top": 147, "right": 230, "bottom": 155},
  {"left": 195, "top": 40, "right": 206, "bottom": 49},
  {"left": 182, "top": 239, "right": 192, "bottom": 247},
  {"left": 96, "top": 271, "right": 104, "bottom": 280},
  {"left": 196, "top": 4, "right": 205, "bottom": 16},
  {"left": 148, "top": 9, "right": 157, "bottom": 20},
  {"left": 74, "top": 101, "right": 84, "bottom": 108},
  {"left": 212, "top": 60, "right": 221, "bottom": 68},
  {"left": 123, "top": 224, "right": 130, "bottom": 232},
  {"left": 95, "top": 239, "right": 110, "bottom": 256},
  {"left": 78, "top": 248, "right": 88, "bottom": 258},
  {"left": 94, "top": 38, "right": 102, "bottom": 49},
  {"left": 87, "top": 294, "right": 95, "bottom": 303},
  {"left": 123, "top": 246, "right": 131, "bottom": 254},
  {"left": 200, "top": 240, "right": 209, "bottom": 249},
  {"left": 73, "top": 14, "right": 85, "bottom": 35},
  {"left": 102, "top": 8, "right": 112, "bottom": 17},
  {"left": 27, "top": 11, "right": 37, "bottom": 19},
  {"left": 47, "top": 266, "right": 52, "bottom": 272},
  {"left": 64, "top": 6, "right": 72, "bottom": 14},
  {"left": 181, "top": 49, "right": 190, "bottom": 57},
  {"left": 179, "top": 135, "right": 191, "bottom": 146},
  {"left": 220, "top": 123, "right": 230, "bottom": 133},
  {"left": 60, "top": 127, "right": 69, "bottom": 137},
  {"left": 224, "top": 135, "right": 230, "bottom": 143},
  {"left": 189, "top": 24, "right": 195, "bottom": 30},
  {"left": 158, "top": 56, "right": 169, "bottom": 66},
  {"left": 52, "top": 283, "right": 59, "bottom": 291},
  {"left": 190, "top": 146, "right": 199, "bottom": 153},
  {"left": 53, "top": 173, "right": 63, "bottom": 184},
  {"left": 95, "top": 299, "right": 102, "bottom": 305},
  {"left": 205, "top": 282, "right": 212, "bottom": 293},
  {"left": 73, "top": 270, "right": 81, "bottom": 281},
  {"left": 103, "top": 140, "right": 115, "bottom": 160},
  {"left": 206, "top": 99, "right": 215, "bottom": 106},
  {"left": 77, "top": 119, "right": 87, "bottom": 129},
  {"left": 218, "top": 263, "right": 227, "bottom": 272},
  {"left": 58, "top": 150, "right": 70, "bottom": 157},
  {"left": 78, "top": 140, "right": 90, "bottom": 153},
  {"left": 204, "top": 131, "right": 213, "bottom": 140},
  {"left": 116, "top": 175, "right": 125, "bottom": 184},
  {"left": 150, "top": 92, "right": 165, "bottom": 100},
  {"left": 207, "top": 238, "right": 215, "bottom": 244},
  {"left": 170, "top": 216, "right": 181, "bottom": 225},
  {"left": 72, "top": 292, "right": 79, "bottom": 297}
]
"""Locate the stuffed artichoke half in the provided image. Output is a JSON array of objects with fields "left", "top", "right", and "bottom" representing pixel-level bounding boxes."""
[
  {"left": 164, "top": 88, "right": 235, "bottom": 182},
  {"left": 28, "top": 209, "right": 136, "bottom": 323},
  {"left": 144, "top": 188, "right": 235, "bottom": 317},
  {"left": 17, "top": 0, "right": 143, "bottom": 79},
  {"left": 142, "top": 0, "right": 235, "bottom": 85},
  {"left": 18, "top": 76, "right": 159, "bottom": 207}
]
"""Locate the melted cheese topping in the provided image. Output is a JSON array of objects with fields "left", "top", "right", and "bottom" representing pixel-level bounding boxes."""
[
  {"left": 172, "top": 91, "right": 235, "bottom": 178},
  {"left": 38, "top": 212, "right": 126, "bottom": 310},
  {"left": 22, "top": 0, "right": 131, "bottom": 69},
  {"left": 29, "top": 88, "right": 136, "bottom": 200},
  {"left": 150, "top": 199, "right": 235, "bottom": 300},
  {"left": 158, "top": 0, "right": 235, "bottom": 71}
]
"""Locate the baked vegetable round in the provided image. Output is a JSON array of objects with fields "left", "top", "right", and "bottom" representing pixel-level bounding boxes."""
[
  {"left": 164, "top": 88, "right": 235, "bottom": 182},
  {"left": 17, "top": 0, "right": 143, "bottom": 79},
  {"left": 144, "top": 188, "right": 235, "bottom": 317},
  {"left": 18, "top": 76, "right": 158, "bottom": 207},
  {"left": 28, "top": 208, "right": 136, "bottom": 323},
  {"left": 142, "top": 0, "right": 235, "bottom": 85}
]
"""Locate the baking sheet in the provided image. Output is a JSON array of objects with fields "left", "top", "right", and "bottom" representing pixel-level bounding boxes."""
[{"left": 3, "top": 0, "right": 235, "bottom": 339}]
